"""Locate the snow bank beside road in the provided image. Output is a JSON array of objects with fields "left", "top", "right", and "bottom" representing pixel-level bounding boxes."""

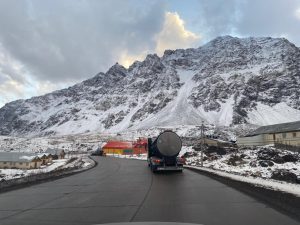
[
  {"left": 106, "top": 153, "right": 147, "bottom": 161},
  {"left": 186, "top": 165, "right": 300, "bottom": 197},
  {"left": 0, "top": 155, "right": 94, "bottom": 181},
  {"left": 0, "top": 155, "right": 95, "bottom": 190},
  {"left": 0, "top": 159, "right": 68, "bottom": 181},
  {"left": 185, "top": 146, "right": 300, "bottom": 196}
]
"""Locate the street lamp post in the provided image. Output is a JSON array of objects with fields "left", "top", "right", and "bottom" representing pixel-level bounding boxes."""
[{"left": 200, "top": 121, "right": 204, "bottom": 167}]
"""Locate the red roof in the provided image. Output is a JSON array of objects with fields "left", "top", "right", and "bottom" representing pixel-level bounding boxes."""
[
  {"left": 133, "top": 138, "right": 148, "bottom": 148},
  {"left": 103, "top": 141, "right": 133, "bottom": 149}
]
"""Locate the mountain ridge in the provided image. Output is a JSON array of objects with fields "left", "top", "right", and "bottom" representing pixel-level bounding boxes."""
[{"left": 1, "top": 35, "right": 300, "bottom": 136}]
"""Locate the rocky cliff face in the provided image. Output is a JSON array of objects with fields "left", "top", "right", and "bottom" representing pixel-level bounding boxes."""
[{"left": 0, "top": 36, "right": 299, "bottom": 136}]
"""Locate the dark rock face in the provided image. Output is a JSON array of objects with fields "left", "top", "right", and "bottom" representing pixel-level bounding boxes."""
[
  {"left": 257, "top": 148, "right": 299, "bottom": 164},
  {"left": 190, "top": 37, "right": 300, "bottom": 124},
  {"left": 103, "top": 111, "right": 127, "bottom": 129},
  {"left": 0, "top": 36, "right": 300, "bottom": 136},
  {"left": 282, "top": 154, "right": 298, "bottom": 162},
  {"left": 257, "top": 148, "right": 279, "bottom": 161},
  {"left": 271, "top": 169, "right": 299, "bottom": 184},
  {"left": 205, "top": 146, "right": 227, "bottom": 155},
  {"left": 273, "top": 156, "right": 285, "bottom": 164},
  {"left": 258, "top": 160, "right": 274, "bottom": 167},
  {"left": 249, "top": 161, "right": 257, "bottom": 167},
  {"left": 227, "top": 155, "right": 245, "bottom": 166}
]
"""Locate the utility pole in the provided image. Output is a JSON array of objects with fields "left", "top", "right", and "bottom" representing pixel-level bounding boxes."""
[{"left": 200, "top": 121, "right": 204, "bottom": 167}]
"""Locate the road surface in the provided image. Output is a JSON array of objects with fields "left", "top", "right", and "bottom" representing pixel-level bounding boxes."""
[{"left": 0, "top": 157, "right": 299, "bottom": 225}]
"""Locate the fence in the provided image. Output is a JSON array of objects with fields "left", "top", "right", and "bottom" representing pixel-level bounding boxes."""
[{"left": 274, "top": 143, "right": 300, "bottom": 153}]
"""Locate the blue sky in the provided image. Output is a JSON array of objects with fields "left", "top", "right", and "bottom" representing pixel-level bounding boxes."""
[{"left": 0, "top": 0, "right": 300, "bottom": 107}]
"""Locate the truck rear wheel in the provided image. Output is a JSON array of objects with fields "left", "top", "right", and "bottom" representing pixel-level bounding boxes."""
[{"left": 150, "top": 164, "right": 157, "bottom": 173}]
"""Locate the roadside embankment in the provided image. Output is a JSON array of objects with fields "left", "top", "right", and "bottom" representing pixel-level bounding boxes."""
[{"left": 0, "top": 155, "right": 96, "bottom": 192}]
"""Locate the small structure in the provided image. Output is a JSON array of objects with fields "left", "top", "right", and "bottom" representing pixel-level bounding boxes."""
[
  {"left": 0, "top": 152, "right": 43, "bottom": 169},
  {"left": 103, "top": 141, "right": 133, "bottom": 155},
  {"left": 40, "top": 154, "right": 53, "bottom": 165},
  {"left": 237, "top": 121, "right": 300, "bottom": 147},
  {"left": 102, "top": 139, "right": 147, "bottom": 155},
  {"left": 194, "top": 137, "right": 235, "bottom": 150},
  {"left": 45, "top": 148, "right": 65, "bottom": 159},
  {"left": 132, "top": 138, "right": 148, "bottom": 154}
]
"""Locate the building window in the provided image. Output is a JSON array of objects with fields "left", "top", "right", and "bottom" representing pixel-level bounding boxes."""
[
  {"left": 26, "top": 163, "right": 29, "bottom": 166},
  {"left": 293, "top": 133, "right": 297, "bottom": 138},
  {"left": 282, "top": 133, "right": 286, "bottom": 138},
  {"left": 273, "top": 134, "right": 276, "bottom": 140},
  {"left": 19, "top": 162, "right": 23, "bottom": 165},
  {"left": 3, "top": 162, "right": 7, "bottom": 164}
]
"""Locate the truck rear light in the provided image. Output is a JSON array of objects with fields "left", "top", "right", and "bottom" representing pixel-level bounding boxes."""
[
  {"left": 178, "top": 157, "right": 186, "bottom": 164},
  {"left": 153, "top": 159, "right": 161, "bottom": 163}
]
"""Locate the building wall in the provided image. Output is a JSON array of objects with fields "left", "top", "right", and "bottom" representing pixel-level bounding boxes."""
[
  {"left": 41, "top": 157, "right": 52, "bottom": 165},
  {"left": 103, "top": 147, "right": 146, "bottom": 155},
  {"left": 59, "top": 151, "right": 65, "bottom": 159},
  {"left": 103, "top": 148, "right": 124, "bottom": 154},
  {"left": 133, "top": 147, "right": 147, "bottom": 154},
  {"left": 237, "top": 131, "right": 300, "bottom": 147},
  {"left": 204, "top": 138, "right": 235, "bottom": 147},
  {"left": 237, "top": 134, "right": 264, "bottom": 146},
  {"left": 0, "top": 161, "right": 42, "bottom": 169},
  {"left": 204, "top": 138, "right": 219, "bottom": 147},
  {"left": 264, "top": 131, "right": 300, "bottom": 146}
]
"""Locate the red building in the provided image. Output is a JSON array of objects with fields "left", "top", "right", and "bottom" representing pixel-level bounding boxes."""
[{"left": 103, "top": 139, "right": 147, "bottom": 155}]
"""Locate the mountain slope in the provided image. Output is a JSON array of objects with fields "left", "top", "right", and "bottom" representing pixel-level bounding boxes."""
[{"left": 0, "top": 36, "right": 300, "bottom": 136}]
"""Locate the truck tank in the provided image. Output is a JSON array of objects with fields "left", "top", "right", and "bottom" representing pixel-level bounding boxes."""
[
  {"left": 152, "top": 131, "right": 182, "bottom": 157},
  {"left": 147, "top": 131, "right": 184, "bottom": 172}
]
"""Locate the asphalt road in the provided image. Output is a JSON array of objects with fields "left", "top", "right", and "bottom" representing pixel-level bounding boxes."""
[{"left": 0, "top": 157, "right": 299, "bottom": 225}]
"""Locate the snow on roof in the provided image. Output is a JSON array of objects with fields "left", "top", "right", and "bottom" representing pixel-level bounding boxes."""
[
  {"left": 103, "top": 141, "right": 133, "bottom": 149},
  {"left": 0, "top": 152, "right": 41, "bottom": 162},
  {"left": 247, "top": 120, "right": 300, "bottom": 136},
  {"left": 45, "top": 148, "right": 64, "bottom": 155}
]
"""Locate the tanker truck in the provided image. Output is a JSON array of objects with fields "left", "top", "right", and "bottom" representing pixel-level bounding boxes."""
[{"left": 147, "top": 130, "right": 184, "bottom": 172}]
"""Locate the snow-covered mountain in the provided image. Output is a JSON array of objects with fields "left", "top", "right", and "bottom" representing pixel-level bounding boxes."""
[{"left": 1, "top": 36, "right": 300, "bottom": 136}]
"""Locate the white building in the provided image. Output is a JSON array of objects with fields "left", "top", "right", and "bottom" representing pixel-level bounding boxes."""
[
  {"left": 237, "top": 121, "right": 300, "bottom": 147},
  {"left": 0, "top": 152, "right": 44, "bottom": 169}
]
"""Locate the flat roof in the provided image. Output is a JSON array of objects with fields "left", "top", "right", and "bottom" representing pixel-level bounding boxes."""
[
  {"left": 45, "top": 148, "right": 64, "bottom": 154},
  {"left": 0, "top": 152, "right": 42, "bottom": 162},
  {"left": 103, "top": 141, "right": 133, "bottom": 149},
  {"left": 246, "top": 120, "right": 300, "bottom": 136}
]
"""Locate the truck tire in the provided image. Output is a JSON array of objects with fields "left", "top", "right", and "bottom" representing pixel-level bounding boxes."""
[{"left": 150, "top": 164, "right": 157, "bottom": 173}]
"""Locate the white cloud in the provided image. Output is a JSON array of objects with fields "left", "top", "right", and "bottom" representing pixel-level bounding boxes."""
[
  {"left": 155, "top": 12, "right": 201, "bottom": 56},
  {"left": 0, "top": 79, "right": 24, "bottom": 107},
  {"left": 1, "top": 0, "right": 300, "bottom": 107},
  {"left": 0, "top": 42, "right": 73, "bottom": 107},
  {"left": 118, "top": 11, "right": 201, "bottom": 68},
  {"left": 0, "top": 0, "right": 166, "bottom": 106},
  {"left": 295, "top": 8, "right": 300, "bottom": 20},
  {"left": 118, "top": 50, "right": 148, "bottom": 68}
]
